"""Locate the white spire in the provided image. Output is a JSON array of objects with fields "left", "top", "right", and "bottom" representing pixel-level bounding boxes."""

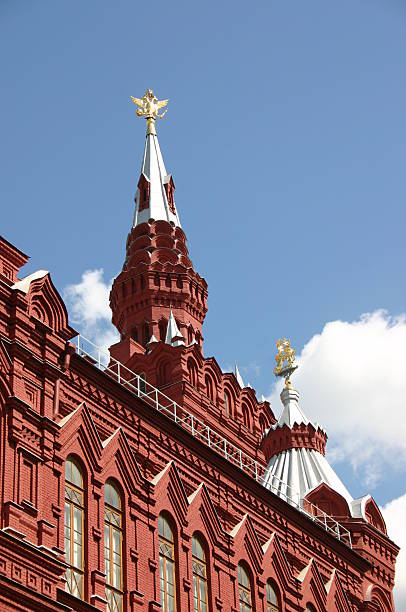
[
  {"left": 234, "top": 363, "right": 245, "bottom": 388},
  {"left": 133, "top": 131, "right": 181, "bottom": 228},
  {"left": 165, "top": 309, "right": 185, "bottom": 347},
  {"left": 274, "top": 387, "right": 309, "bottom": 429}
]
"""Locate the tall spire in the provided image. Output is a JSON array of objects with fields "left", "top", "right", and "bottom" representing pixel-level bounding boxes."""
[
  {"left": 131, "top": 89, "right": 181, "bottom": 228},
  {"left": 109, "top": 91, "right": 208, "bottom": 360}
]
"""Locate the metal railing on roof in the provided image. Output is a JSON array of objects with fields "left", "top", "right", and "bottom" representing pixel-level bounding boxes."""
[{"left": 73, "top": 334, "right": 352, "bottom": 548}]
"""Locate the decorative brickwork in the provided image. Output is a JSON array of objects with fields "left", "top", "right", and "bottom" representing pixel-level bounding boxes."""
[{"left": 0, "top": 116, "right": 399, "bottom": 612}]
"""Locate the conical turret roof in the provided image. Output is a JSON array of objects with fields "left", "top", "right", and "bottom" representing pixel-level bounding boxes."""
[
  {"left": 262, "top": 386, "right": 353, "bottom": 507},
  {"left": 133, "top": 130, "right": 181, "bottom": 228}
]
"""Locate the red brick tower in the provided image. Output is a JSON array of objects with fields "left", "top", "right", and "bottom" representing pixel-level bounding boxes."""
[{"left": 110, "top": 92, "right": 207, "bottom": 361}]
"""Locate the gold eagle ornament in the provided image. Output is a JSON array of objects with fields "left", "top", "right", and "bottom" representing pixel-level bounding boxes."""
[{"left": 131, "top": 89, "right": 168, "bottom": 135}]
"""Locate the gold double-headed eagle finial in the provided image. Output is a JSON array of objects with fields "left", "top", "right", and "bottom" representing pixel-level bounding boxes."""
[
  {"left": 131, "top": 89, "right": 168, "bottom": 136},
  {"left": 274, "top": 338, "right": 297, "bottom": 388}
]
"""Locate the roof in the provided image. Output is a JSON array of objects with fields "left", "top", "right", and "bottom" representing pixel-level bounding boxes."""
[
  {"left": 262, "top": 386, "right": 353, "bottom": 509},
  {"left": 132, "top": 131, "right": 181, "bottom": 227}
]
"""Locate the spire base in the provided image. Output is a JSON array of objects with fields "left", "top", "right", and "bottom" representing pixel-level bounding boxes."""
[{"left": 146, "top": 117, "right": 156, "bottom": 136}]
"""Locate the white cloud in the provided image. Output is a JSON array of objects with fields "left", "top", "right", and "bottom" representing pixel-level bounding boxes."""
[
  {"left": 381, "top": 493, "right": 406, "bottom": 610},
  {"left": 64, "top": 269, "right": 119, "bottom": 353},
  {"left": 268, "top": 310, "right": 406, "bottom": 488}
]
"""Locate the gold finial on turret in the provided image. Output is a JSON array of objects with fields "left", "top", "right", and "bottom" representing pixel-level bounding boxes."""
[
  {"left": 131, "top": 89, "right": 168, "bottom": 136},
  {"left": 274, "top": 338, "right": 297, "bottom": 388}
]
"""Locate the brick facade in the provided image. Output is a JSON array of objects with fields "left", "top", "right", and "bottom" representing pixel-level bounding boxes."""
[{"left": 0, "top": 126, "right": 399, "bottom": 611}]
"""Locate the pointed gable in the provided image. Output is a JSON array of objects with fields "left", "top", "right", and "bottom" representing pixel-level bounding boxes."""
[
  {"left": 58, "top": 402, "right": 103, "bottom": 473},
  {"left": 297, "top": 558, "right": 327, "bottom": 611},
  {"left": 150, "top": 461, "right": 189, "bottom": 527},
  {"left": 13, "top": 271, "right": 76, "bottom": 340},
  {"left": 187, "top": 482, "right": 228, "bottom": 550},
  {"left": 325, "top": 570, "right": 352, "bottom": 612},
  {"left": 262, "top": 532, "right": 297, "bottom": 592},
  {"left": 230, "top": 514, "right": 263, "bottom": 575}
]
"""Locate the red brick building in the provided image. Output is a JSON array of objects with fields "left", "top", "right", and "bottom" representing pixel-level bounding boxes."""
[{"left": 0, "top": 91, "right": 399, "bottom": 611}]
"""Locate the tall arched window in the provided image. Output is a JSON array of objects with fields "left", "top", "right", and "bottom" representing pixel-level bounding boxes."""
[
  {"left": 205, "top": 375, "right": 215, "bottom": 403},
  {"left": 224, "top": 390, "right": 232, "bottom": 417},
  {"left": 242, "top": 403, "right": 251, "bottom": 430},
  {"left": 192, "top": 534, "right": 208, "bottom": 612},
  {"left": 188, "top": 358, "right": 198, "bottom": 387},
  {"left": 266, "top": 580, "right": 280, "bottom": 612},
  {"left": 238, "top": 563, "right": 252, "bottom": 612},
  {"left": 159, "top": 513, "right": 176, "bottom": 612},
  {"left": 305, "top": 605, "right": 316, "bottom": 612},
  {"left": 65, "top": 457, "right": 84, "bottom": 599},
  {"left": 104, "top": 480, "right": 123, "bottom": 612}
]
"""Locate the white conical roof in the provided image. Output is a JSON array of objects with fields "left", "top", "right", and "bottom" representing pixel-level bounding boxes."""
[
  {"left": 165, "top": 309, "right": 185, "bottom": 347},
  {"left": 133, "top": 132, "right": 181, "bottom": 227},
  {"left": 262, "top": 386, "right": 353, "bottom": 510}
]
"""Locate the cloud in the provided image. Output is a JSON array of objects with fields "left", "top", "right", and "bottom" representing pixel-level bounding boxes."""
[
  {"left": 64, "top": 269, "right": 119, "bottom": 353},
  {"left": 267, "top": 310, "right": 406, "bottom": 488},
  {"left": 381, "top": 493, "right": 406, "bottom": 609}
]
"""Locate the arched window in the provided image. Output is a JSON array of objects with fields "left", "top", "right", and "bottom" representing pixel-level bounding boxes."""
[
  {"left": 159, "top": 322, "right": 166, "bottom": 342},
  {"left": 188, "top": 326, "right": 193, "bottom": 345},
  {"left": 65, "top": 457, "right": 84, "bottom": 599},
  {"left": 158, "top": 361, "right": 171, "bottom": 387},
  {"left": 138, "top": 372, "right": 146, "bottom": 394},
  {"left": 238, "top": 563, "right": 252, "bottom": 612},
  {"left": 188, "top": 358, "right": 198, "bottom": 387},
  {"left": 205, "top": 375, "right": 215, "bottom": 403},
  {"left": 192, "top": 534, "right": 208, "bottom": 612},
  {"left": 259, "top": 414, "right": 267, "bottom": 434},
  {"left": 224, "top": 390, "right": 232, "bottom": 417},
  {"left": 159, "top": 514, "right": 176, "bottom": 612},
  {"left": 242, "top": 403, "right": 251, "bottom": 429},
  {"left": 104, "top": 480, "right": 123, "bottom": 612},
  {"left": 266, "top": 580, "right": 280, "bottom": 612},
  {"left": 305, "top": 605, "right": 316, "bottom": 612}
]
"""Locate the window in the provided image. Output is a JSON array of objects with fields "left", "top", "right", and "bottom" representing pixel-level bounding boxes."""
[
  {"left": 242, "top": 403, "right": 251, "bottom": 429},
  {"left": 305, "top": 606, "right": 316, "bottom": 612},
  {"left": 238, "top": 564, "right": 252, "bottom": 612},
  {"left": 224, "top": 390, "right": 232, "bottom": 417},
  {"left": 205, "top": 375, "right": 215, "bottom": 403},
  {"left": 192, "top": 535, "right": 208, "bottom": 612},
  {"left": 188, "top": 358, "right": 198, "bottom": 387},
  {"left": 105, "top": 480, "right": 123, "bottom": 612},
  {"left": 139, "top": 372, "right": 146, "bottom": 394},
  {"left": 159, "top": 514, "right": 176, "bottom": 612},
  {"left": 64, "top": 457, "right": 84, "bottom": 599},
  {"left": 266, "top": 581, "right": 280, "bottom": 612}
]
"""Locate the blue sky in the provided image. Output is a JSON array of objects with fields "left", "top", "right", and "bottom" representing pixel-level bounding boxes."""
[{"left": 2, "top": 0, "right": 406, "bottom": 601}]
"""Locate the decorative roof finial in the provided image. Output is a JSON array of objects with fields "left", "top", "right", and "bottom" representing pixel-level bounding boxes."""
[
  {"left": 131, "top": 89, "right": 168, "bottom": 136},
  {"left": 273, "top": 338, "right": 298, "bottom": 388}
]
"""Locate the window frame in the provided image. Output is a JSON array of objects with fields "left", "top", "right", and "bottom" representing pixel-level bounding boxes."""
[
  {"left": 158, "top": 513, "right": 177, "bottom": 612},
  {"left": 104, "top": 479, "right": 124, "bottom": 612},
  {"left": 192, "top": 533, "right": 209, "bottom": 612},
  {"left": 238, "top": 563, "right": 253, "bottom": 612},
  {"left": 64, "top": 456, "right": 85, "bottom": 600},
  {"left": 266, "top": 579, "right": 280, "bottom": 612}
]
